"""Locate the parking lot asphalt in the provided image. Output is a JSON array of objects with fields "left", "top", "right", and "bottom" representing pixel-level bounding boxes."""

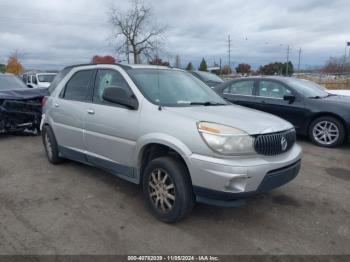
[{"left": 0, "top": 135, "right": 349, "bottom": 255}]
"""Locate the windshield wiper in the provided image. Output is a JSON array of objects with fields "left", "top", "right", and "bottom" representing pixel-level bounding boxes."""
[
  {"left": 308, "top": 96, "right": 323, "bottom": 99},
  {"left": 190, "top": 101, "right": 226, "bottom": 106}
]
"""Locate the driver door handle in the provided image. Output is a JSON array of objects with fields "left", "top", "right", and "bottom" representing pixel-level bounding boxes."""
[{"left": 86, "top": 109, "right": 95, "bottom": 115}]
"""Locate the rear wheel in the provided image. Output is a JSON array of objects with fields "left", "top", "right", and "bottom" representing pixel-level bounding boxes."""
[
  {"left": 42, "top": 125, "right": 63, "bottom": 164},
  {"left": 309, "top": 116, "right": 345, "bottom": 147},
  {"left": 142, "top": 156, "right": 194, "bottom": 223}
]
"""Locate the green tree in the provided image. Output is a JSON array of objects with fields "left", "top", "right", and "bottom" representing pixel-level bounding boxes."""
[
  {"left": 258, "top": 61, "right": 294, "bottom": 76},
  {"left": 199, "top": 58, "right": 207, "bottom": 71},
  {"left": 0, "top": 64, "right": 5, "bottom": 73},
  {"left": 186, "top": 62, "right": 193, "bottom": 71}
]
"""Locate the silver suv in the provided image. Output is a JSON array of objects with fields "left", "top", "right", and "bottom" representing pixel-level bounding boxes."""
[{"left": 41, "top": 64, "right": 302, "bottom": 223}]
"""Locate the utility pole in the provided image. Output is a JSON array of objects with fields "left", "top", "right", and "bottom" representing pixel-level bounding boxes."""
[
  {"left": 298, "top": 47, "right": 302, "bottom": 75},
  {"left": 286, "top": 45, "right": 290, "bottom": 76},
  {"left": 343, "top": 42, "right": 348, "bottom": 75},
  {"left": 228, "top": 35, "right": 231, "bottom": 69}
]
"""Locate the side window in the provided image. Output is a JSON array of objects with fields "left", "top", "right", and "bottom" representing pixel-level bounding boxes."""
[
  {"left": 93, "top": 69, "right": 131, "bottom": 104},
  {"left": 63, "top": 70, "right": 94, "bottom": 101},
  {"left": 258, "top": 80, "right": 292, "bottom": 99},
  {"left": 224, "top": 81, "right": 254, "bottom": 95},
  {"left": 32, "top": 76, "right": 38, "bottom": 85}
]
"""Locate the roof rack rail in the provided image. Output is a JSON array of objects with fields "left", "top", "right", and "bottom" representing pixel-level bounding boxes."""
[{"left": 63, "top": 63, "right": 132, "bottom": 71}]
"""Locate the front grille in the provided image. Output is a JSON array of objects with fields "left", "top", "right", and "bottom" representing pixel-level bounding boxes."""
[{"left": 254, "top": 129, "right": 296, "bottom": 156}]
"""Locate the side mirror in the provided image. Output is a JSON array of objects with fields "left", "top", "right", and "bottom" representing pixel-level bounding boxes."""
[
  {"left": 102, "top": 87, "right": 138, "bottom": 110},
  {"left": 283, "top": 95, "right": 296, "bottom": 104}
]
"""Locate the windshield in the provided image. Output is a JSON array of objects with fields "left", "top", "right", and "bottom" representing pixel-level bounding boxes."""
[
  {"left": 194, "top": 71, "right": 224, "bottom": 83},
  {"left": 38, "top": 74, "right": 56, "bottom": 83},
  {"left": 287, "top": 78, "right": 329, "bottom": 98},
  {"left": 128, "top": 69, "right": 227, "bottom": 107},
  {"left": 0, "top": 75, "right": 27, "bottom": 90}
]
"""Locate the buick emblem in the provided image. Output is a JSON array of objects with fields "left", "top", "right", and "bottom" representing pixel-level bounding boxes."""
[{"left": 281, "top": 137, "right": 288, "bottom": 151}]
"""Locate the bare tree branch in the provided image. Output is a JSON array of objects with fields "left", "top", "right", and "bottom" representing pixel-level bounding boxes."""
[{"left": 108, "top": 0, "right": 166, "bottom": 64}]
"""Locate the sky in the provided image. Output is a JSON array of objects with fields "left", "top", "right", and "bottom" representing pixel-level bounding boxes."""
[{"left": 0, "top": 0, "right": 349, "bottom": 70}]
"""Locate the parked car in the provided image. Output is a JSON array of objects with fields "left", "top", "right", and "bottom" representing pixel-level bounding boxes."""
[
  {"left": 190, "top": 70, "right": 224, "bottom": 88},
  {"left": 0, "top": 73, "right": 48, "bottom": 134},
  {"left": 23, "top": 73, "right": 57, "bottom": 88},
  {"left": 41, "top": 64, "right": 302, "bottom": 223},
  {"left": 215, "top": 76, "right": 350, "bottom": 147}
]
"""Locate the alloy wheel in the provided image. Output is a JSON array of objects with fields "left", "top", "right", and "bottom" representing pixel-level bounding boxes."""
[
  {"left": 312, "top": 120, "right": 339, "bottom": 145},
  {"left": 148, "top": 168, "right": 176, "bottom": 213}
]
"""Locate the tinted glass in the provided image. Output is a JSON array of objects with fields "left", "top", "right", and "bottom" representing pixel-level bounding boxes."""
[
  {"left": 0, "top": 75, "right": 27, "bottom": 90},
  {"left": 128, "top": 69, "right": 227, "bottom": 107},
  {"left": 94, "top": 69, "right": 131, "bottom": 103},
  {"left": 258, "top": 80, "right": 291, "bottom": 99},
  {"left": 48, "top": 67, "right": 71, "bottom": 94},
  {"left": 32, "top": 76, "right": 38, "bottom": 85},
  {"left": 224, "top": 80, "right": 254, "bottom": 95},
  {"left": 63, "top": 70, "right": 94, "bottom": 101}
]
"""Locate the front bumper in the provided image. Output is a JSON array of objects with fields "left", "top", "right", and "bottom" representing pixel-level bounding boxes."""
[{"left": 188, "top": 144, "right": 302, "bottom": 206}]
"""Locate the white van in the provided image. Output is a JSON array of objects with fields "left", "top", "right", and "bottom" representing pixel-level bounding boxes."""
[{"left": 24, "top": 73, "right": 57, "bottom": 88}]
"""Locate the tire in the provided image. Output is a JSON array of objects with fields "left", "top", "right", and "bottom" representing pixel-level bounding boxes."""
[
  {"left": 142, "top": 156, "right": 194, "bottom": 223},
  {"left": 309, "top": 116, "right": 345, "bottom": 147},
  {"left": 42, "top": 125, "right": 63, "bottom": 164}
]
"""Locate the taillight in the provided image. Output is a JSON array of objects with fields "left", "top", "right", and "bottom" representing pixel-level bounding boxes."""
[{"left": 41, "top": 96, "right": 48, "bottom": 107}]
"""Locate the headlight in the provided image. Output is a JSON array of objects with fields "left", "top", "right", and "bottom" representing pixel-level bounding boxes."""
[{"left": 197, "top": 122, "right": 255, "bottom": 155}]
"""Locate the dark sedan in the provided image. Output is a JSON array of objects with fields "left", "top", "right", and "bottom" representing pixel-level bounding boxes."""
[
  {"left": 190, "top": 71, "right": 224, "bottom": 88},
  {"left": 215, "top": 76, "right": 350, "bottom": 147}
]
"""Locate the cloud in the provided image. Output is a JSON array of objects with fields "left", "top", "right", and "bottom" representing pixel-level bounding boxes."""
[{"left": 0, "top": 0, "right": 349, "bottom": 70}]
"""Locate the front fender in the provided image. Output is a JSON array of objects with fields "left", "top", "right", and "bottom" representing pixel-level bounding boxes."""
[{"left": 133, "top": 133, "right": 193, "bottom": 180}]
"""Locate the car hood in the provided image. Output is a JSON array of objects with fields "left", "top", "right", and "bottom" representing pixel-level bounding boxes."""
[
  {"left": 0, "top": 88, "right": 48, "bottom": 100},
  {"left": 166, "top": 104, "right": 293, "bottom": 135},
  {"left": 310, "top": 95, "right": 350, "bottom": 112},
  {"left": 323, "top": 94, "right": 350, "bottom": 104}
]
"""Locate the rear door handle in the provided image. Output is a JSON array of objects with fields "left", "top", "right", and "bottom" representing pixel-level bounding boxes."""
[
  {"left": 86, "top": 109, "right": 95, "bottom": 115},
  {"left": 54, "top": 103, "right": 59, "bottom": 108}
]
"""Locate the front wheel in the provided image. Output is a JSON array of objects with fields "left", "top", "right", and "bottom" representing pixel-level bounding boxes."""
[
  {"left": 142, "top": 156, "right": 194, "bottom": 223},
  {"left": 309, "top": 116, "right": 345, "bottom": 147}
]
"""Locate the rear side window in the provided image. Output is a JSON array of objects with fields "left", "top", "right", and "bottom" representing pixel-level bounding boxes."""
[
  {"left": 62, "top": 70, "right": 95, "bottom": 101},
  {"left": 224, "top": 80, "right": 254, "bottom": 95},
  {"left": 258, "top": 80, "right": 292, "bottom": 99},
  {"left": 49, "top": 67, "right": 72, "bottom": 94}
]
